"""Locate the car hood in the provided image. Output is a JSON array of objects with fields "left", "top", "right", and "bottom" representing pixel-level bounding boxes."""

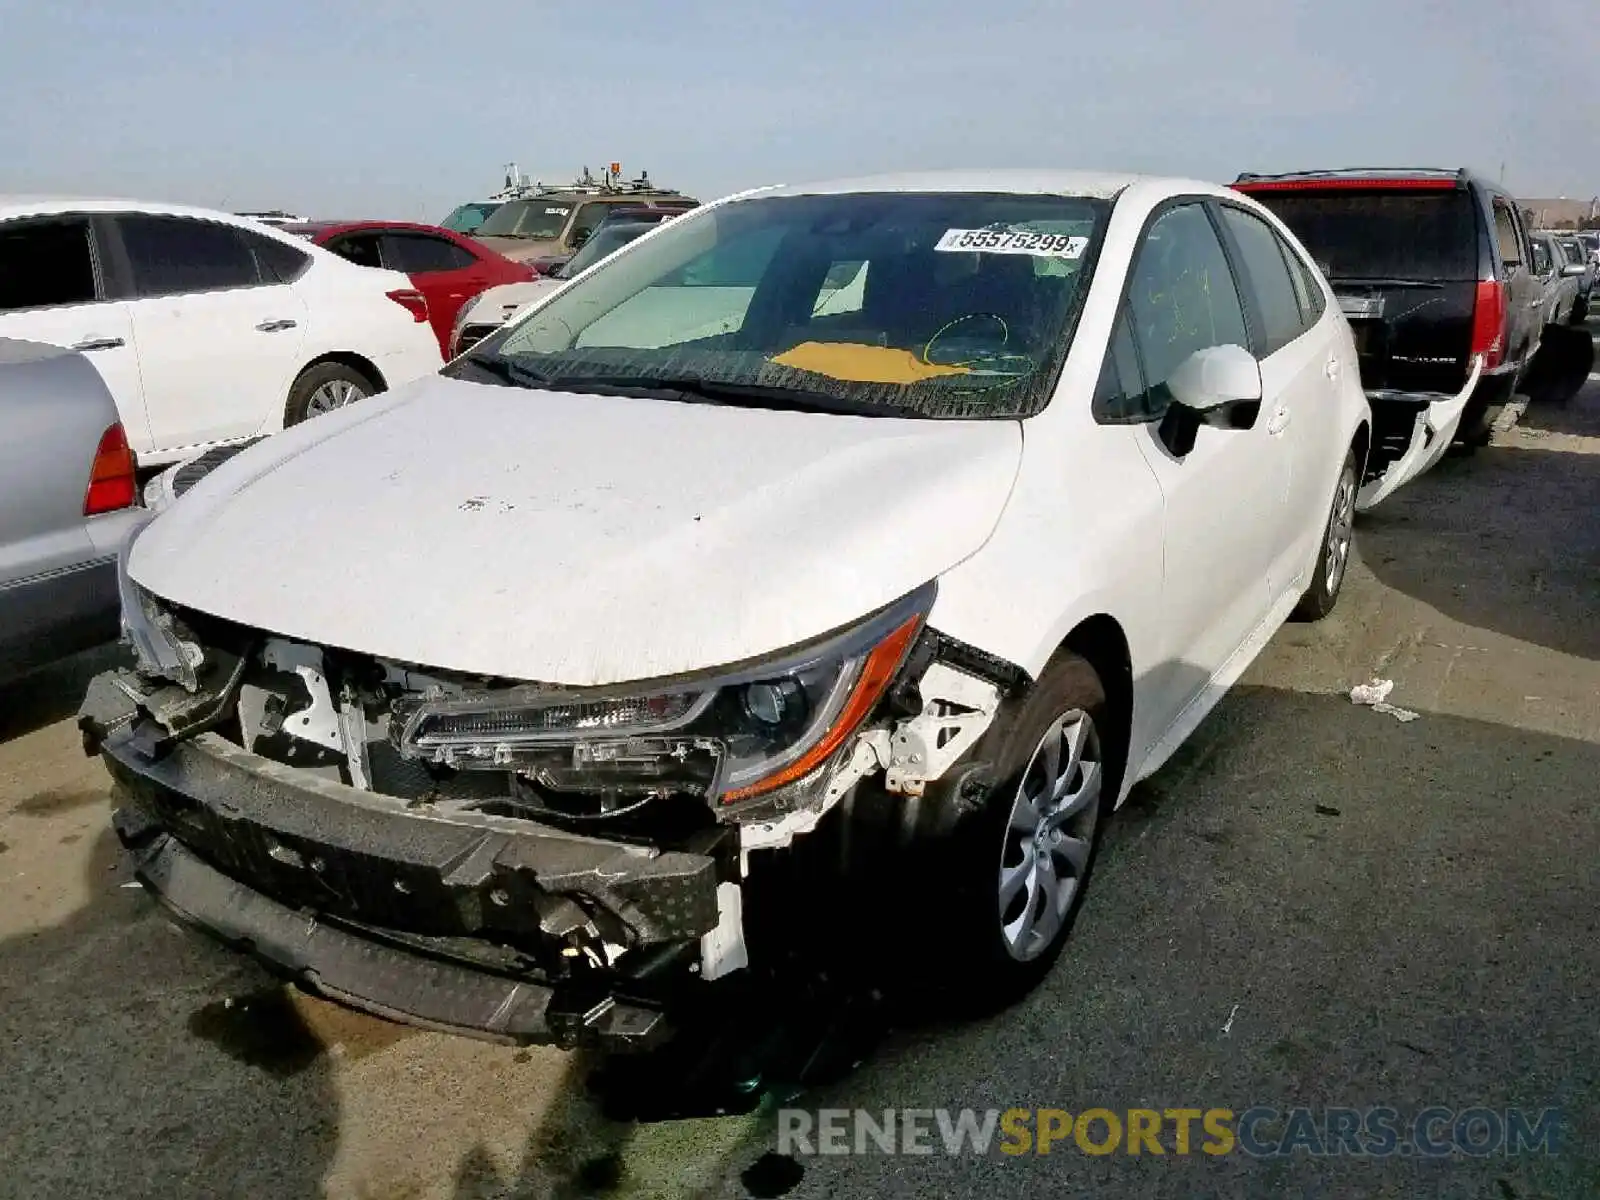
[
  {"left": 129, "top": 377, "right": 1024, "bottom": 686},
  {"left": 472, "top": 236, "right": 560, "bottom": 263}
]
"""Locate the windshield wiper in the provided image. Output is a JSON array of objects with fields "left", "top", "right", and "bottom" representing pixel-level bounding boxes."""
[
  {"left": 567, "top": 374, "right": 922, "bottom": 417},
  {"left": 1328, "top": 276, "right": 1446, "bottom": 289},
  {"left": 454, "top": 353, "right": 553, "bottom": 389}
]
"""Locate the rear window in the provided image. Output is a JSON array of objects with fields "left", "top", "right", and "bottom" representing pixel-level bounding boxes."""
[{"left": 1242, "top": 189, "right": 1479, "bottom": 282}]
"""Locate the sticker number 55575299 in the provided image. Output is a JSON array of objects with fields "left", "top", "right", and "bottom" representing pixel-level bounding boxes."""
[{"left": 934, "top": 228, "right": 1089, "bottom": 257}]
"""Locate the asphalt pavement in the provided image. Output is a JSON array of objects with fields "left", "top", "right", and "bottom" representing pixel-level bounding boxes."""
[{"left": 1, "top": 349, "right": 1596, "bottom": 1200}]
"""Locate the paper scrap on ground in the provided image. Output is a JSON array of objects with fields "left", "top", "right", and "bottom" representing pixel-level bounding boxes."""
[
  {"left": 1349, "top": 679, "right": 1394, "bottom": 706},
  {"left": 1350, "top": 678, "right": 1419, "bottom": 722}
]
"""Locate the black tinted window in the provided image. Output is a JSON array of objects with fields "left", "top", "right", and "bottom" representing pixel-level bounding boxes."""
[
  {"left": 1128, "top": 203, "right": 1250, "bottom": 407},
  {"left": 120, "top": 215, "right": 260, "bottom": 296},
  {"left": 0, "top": 219, "right": 98, "bottom": 311},
  {"left": 327, "top": 233, "right": 383, "bottom": 269},
  {"left": 1285, "top": 245, "right": 1327, "bottom": 323},
  {"left": 1220, "top": 206, "right": 1306, "bottom": 354},
  {"left": 242, "top": 229, "right": 310, "bottom": 283},
  {"left": 1247, "top": 190, "right": 1478, "bottom": 282},
  {"left": 380, "top": 232, "right": 476, "bottom": 273},
  {"left": 1093, "top": 306, "right": 1149, "bottom": 419}
]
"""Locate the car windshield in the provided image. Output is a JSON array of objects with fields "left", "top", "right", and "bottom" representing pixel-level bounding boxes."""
[
  {"left": 475, "top": 200, "right": 573, "bottom": 239},
  {"left": 457, "top": 190, "right": 1110, "bottom": 419},
  {"left": 555, "top": 222, "right": 655, "bottom": 278},
  {"left": 1247, "top": 189, "right": 1479, "bottom": 281},
  {"left": 441, "top": 203, "right": 499, "bottom": 232}
]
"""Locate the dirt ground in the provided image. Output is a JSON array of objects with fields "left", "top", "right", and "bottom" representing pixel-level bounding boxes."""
[{"left": 2, "top": 355, "right": 1596, "bottom": 1200}]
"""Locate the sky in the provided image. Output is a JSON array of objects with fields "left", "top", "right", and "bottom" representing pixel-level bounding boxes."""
[{"left": 3, "top": 0, "right": 1597, "bottom": 223}]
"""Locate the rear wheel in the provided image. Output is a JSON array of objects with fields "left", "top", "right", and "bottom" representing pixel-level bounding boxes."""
[
  {"left": 285, "top": 362, "right": 375, "bottom": 426},
  {"left": 1291, "top": 448, "right": 1357, "bottom": 622}
]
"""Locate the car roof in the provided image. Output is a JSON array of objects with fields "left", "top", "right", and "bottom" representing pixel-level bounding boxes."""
[
  {"left": 748, "top": 169, "right": 1148, "bottom": 200},
  {"left": 0, "top": 195, "right": 298, "bottom": 224},
  {"left": 282, "top": 219, "right": 462, "bottom": 238}
]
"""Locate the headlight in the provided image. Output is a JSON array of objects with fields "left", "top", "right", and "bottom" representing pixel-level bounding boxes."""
[
  {"left": 118, "top": 525, "right": 203, "bottom": 692},
  {"left": 394, "top": 582, "right": 934, "bottom": 807}
]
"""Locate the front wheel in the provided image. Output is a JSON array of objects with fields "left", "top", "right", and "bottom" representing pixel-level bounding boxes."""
[
  {"left": 932, "top": 654, "right": 1114, "bottom": 1010},
  {"left": 1291, "top": 447, "right": 1357, "bottom": 622}
]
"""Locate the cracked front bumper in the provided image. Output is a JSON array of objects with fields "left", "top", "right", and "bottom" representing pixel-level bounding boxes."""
[{"left": 83, "top": 672, "right": 737, "bottom": 1052}]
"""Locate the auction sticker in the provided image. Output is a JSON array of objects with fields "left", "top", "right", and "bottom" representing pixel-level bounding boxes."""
[{"left": 935, "top": 228, "right": 1088, "bottom": 257}]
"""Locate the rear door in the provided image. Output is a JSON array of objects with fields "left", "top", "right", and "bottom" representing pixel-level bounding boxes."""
[
  {"left": 375, "top": 230, "right": 490, "bottom": 351},
  {"left": 0, "top": 215, "right": 148, "bottom": 455},
  {"left": 113, "top": 213, "right": 309, "bottom": 458}
]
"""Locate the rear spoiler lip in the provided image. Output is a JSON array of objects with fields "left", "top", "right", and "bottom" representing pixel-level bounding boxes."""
[{"left": 1231, "top": 177, "right": 1464, "bottom": 192}]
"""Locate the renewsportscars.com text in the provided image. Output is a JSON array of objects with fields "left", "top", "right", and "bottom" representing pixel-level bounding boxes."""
[{"left": 777, "top": 1106, "right": 1563, "bottom": 1158}]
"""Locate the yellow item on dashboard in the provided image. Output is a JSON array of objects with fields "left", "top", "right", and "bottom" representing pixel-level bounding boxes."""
[{"left": 770, "top": 341, "right": 971, "bottom": 383}]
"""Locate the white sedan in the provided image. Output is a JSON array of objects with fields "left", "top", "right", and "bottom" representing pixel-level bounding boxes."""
[
  {"left": 83, "top": 171, "right": 1447, "bottom": 1047},
  {"left": 0, "top": 197, "right": 443, "bottom": 467}
]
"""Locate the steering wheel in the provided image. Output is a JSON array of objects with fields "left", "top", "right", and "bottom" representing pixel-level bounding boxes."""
[{"left": 923, "top": 312, "right": 1009, "bottom": 365}]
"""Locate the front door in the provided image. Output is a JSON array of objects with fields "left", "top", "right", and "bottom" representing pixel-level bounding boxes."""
[
  {"left": 1214, "top": 201, "right": 1348, "bottom": 590},
  {"left": 1111, "top": 201, "right": 1289, "bottom": 734}
]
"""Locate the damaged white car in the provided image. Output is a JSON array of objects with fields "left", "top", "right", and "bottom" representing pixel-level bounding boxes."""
[{"left": 80, "top": 171, "right": 1444, "bottom": 1052}]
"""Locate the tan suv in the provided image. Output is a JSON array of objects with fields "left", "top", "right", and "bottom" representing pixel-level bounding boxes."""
[{"left": 470, "top": 173, "right": 697, "bottom": 266}]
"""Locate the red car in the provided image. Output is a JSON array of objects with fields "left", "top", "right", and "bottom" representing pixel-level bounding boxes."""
[{"left": 282, "top": 221, "right": 537, "bottom": 356}]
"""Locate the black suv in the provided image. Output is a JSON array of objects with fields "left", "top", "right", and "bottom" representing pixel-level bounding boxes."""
[{"left": 1233, "top": 168, "right": 1543, "bottom": 447}]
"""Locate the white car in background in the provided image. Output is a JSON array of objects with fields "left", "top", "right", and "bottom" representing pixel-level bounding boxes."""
[
  {"left": 86, "top": 171, "right": 1451, "bottom": 1049},
  {"left": 0, "top": 198, "right": 443, "bottom": 467}
]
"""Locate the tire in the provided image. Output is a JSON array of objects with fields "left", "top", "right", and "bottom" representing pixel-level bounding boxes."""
[
  {"left": 284, "top": 362, "right": 375, "bottom": 427},
  {"left": 1291, "top": 447, "right": 1357, "bottom": 622},
  {"left": 927, "top": 652, "right": 1116, "bottom": 1012}
]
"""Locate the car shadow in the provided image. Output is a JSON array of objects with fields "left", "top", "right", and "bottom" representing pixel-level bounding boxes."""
[
  {"left": 577, "top": 684, "right": 1597, "bottom": 1199},
  {"left": 1357, "top": 433, "right": 1600, "bottom": 661},
  {"left": 0, "top": 641, "right": 128, "bottom": 745},
  {"left": 0, "top": 823, "right": 342, "bottom": 1200}
]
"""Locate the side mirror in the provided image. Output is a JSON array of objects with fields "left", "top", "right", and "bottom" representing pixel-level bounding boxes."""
[
  {"left": 1158, "top": 344, "right": 1263, "bottom": 457},
  {"left": 1561, "top": 262, "right": 1587, "bottom": 278},
  {"left": 569, "top": 228, "right": 591, "bottom": 249}
]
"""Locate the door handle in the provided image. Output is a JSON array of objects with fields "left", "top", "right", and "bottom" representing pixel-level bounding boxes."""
[
  {"left": 1266, "top": 404, "right": 1292, "bottom": 434},
  {"left": 255, "top": 319, "right": 297, "bottom": 332},
  {"left": 1324, "top": 357, "right": 1340, "bottom": 379},
  {"left": 71, "top": 336, "right": 124, "bottom": 351}
]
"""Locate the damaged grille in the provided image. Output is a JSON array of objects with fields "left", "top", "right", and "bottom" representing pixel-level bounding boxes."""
[{"left": 163, "top": 613, "right": 722, "bottom": 847}]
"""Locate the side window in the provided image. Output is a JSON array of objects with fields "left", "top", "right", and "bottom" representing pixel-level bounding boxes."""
[
  {"left": 380, "top": 232, "right": 477, "bottom": 274},
  {"left": 1530, "top": 237, "right": 1551, "bottom": 276},
  {"left": 1092, "top": 305, "right": 1149, "bottom": 419},
  {"left": 325, "top": 233, "right": 383, "bottom": 269},
  {"left": 571, "top": 203, "right": 614, "bottom": 241},
  {"left": 1285, "top": 244, "right": 1327, "bottom": 324},
  {"left": 1126, "top": 202, "right": 1250, "bottom": 410},
  {"left": 1491, "top": 199, "right": 1522, "bottom": 269},
  {"left": 0, "top": 218, "right": 99, "bottom": 311},
  {"left": 119, "top": 215, "right": 261, "bottom": 297},
  {"left": 238, "top": 228, "right": 311, "bottom": 283},
  {"left": 1218, "top": 205, "right": 1306, "bottom": 353}
]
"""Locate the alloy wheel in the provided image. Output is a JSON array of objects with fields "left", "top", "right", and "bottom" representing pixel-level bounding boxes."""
[
  {"left": 997, "top": 709, "right": 1103, "bottom": 962},
  {"left": 305, "top": 378, "right": 366, "bottom": 416}
]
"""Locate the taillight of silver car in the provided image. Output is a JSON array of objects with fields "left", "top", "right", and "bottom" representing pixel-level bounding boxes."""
[{"left": 84, "top": 422, "right": 136, "bottom": 515}]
